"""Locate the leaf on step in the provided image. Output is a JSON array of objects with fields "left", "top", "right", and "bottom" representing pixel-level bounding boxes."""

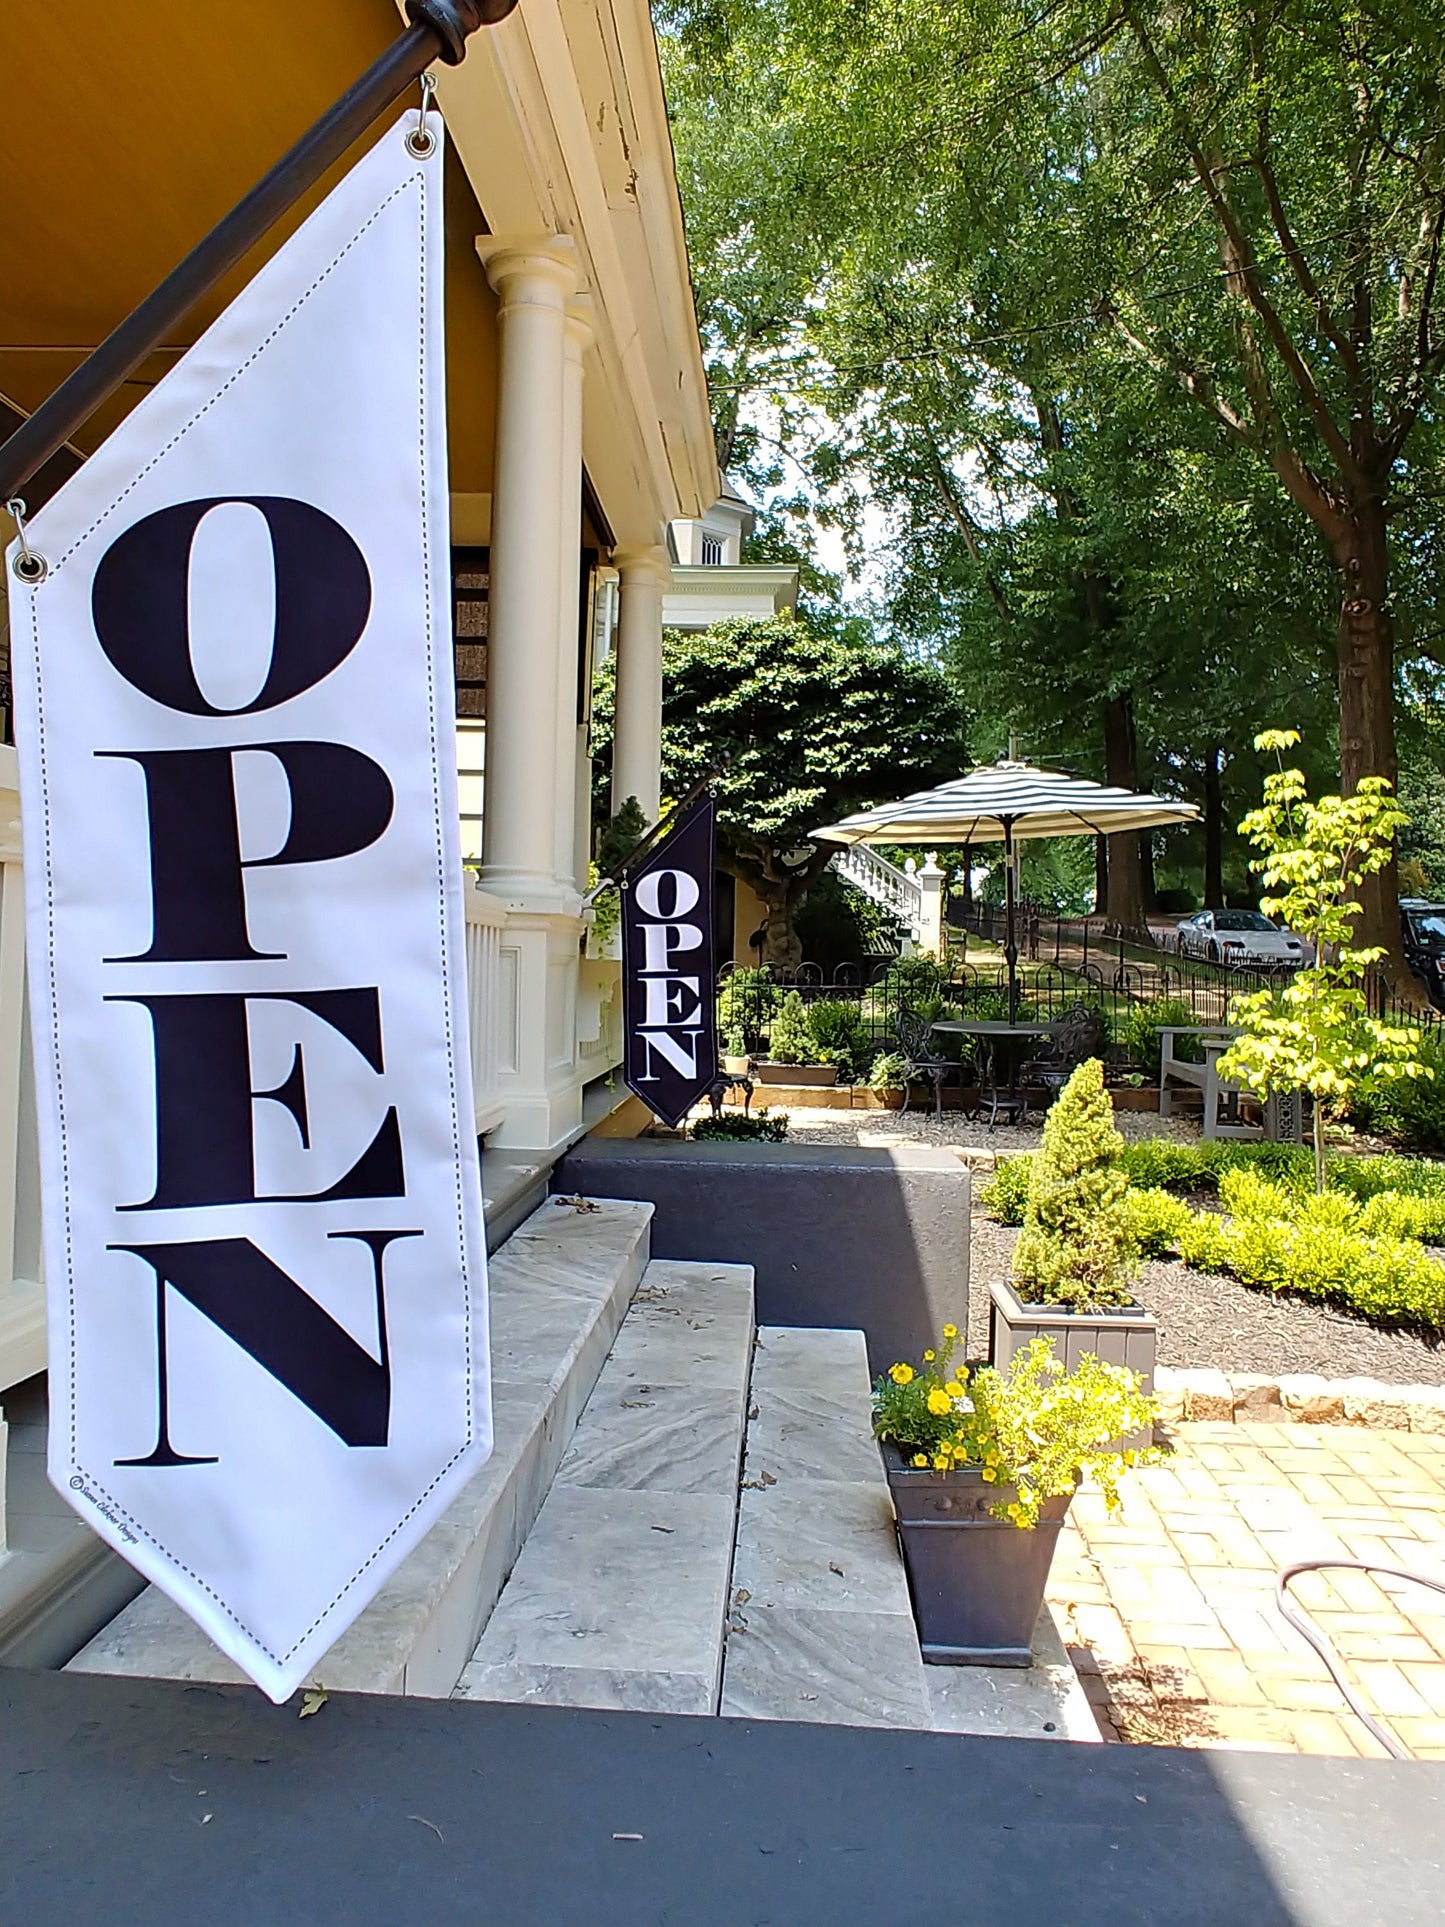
[
  {"left": 650, "top": 1525, "right": 675, "bottom": 1534},
  {"left": 829, "top": 1562, "right": 845, "bottom": 1576},
  {"left": 733, "top": 1588, "right": 751, "bottom": 1608},
  {"left": 553, "top": 1195, "right": 600, "bottom": 1212},
  {"left": 761, "top": 1470, "right": 777, "bottom": 1487},
  {"left": 299, "top": 1688, "right": 328, "bottom": 1719}
]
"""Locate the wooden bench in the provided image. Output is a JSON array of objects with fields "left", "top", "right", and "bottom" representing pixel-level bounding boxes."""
[{"left": 1157, "top": 1025, "right": 1302, "bottom": 1143}]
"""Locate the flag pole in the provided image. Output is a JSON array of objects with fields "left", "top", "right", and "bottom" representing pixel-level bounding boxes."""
[{"left": 0, "top": 0, "right": 517, "bottom": 502}]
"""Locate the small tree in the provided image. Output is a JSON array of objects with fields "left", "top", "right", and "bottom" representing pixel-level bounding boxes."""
[
  {"left": 1216, "top": 732, "right": 1430, "bottom": 1192},
  {"left": 1012, "top": 1059, "right": 1138, "bottom": 1311},
  {"left": 765, "top": 991, "right": 820, "bottom": 1066}
]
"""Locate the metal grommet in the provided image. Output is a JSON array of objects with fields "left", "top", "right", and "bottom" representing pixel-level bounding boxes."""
[
  {"left": 5, "top": 498, "right": 48, "bottom": 585},
  {"left": 407, "top": 72, "right": 438, "bottom": 156}
]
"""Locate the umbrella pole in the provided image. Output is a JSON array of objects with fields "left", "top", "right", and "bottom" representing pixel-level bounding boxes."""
[{"left": 1004, "top": 819, "right": 1018, "bottom": 1024}]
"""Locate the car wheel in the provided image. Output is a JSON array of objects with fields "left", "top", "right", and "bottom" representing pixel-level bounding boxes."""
[{"left": 1206, "top": 941, "right": 1220, "bottom": 964}]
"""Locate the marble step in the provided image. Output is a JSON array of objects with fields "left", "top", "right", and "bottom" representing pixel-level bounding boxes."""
[
  {"left": 455, "top": 1258, "right": 755, "bottom": 1716},
  {"left": 68, "top": 1195, "right": 654, "bottom": 1697},
  {"left": 720, "top": 1325, "right": 934, "bottom": 1729}
]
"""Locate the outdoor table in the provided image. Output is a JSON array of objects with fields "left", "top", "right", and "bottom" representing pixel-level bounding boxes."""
[
  {"left": 1157, "top": 1025, "right": 1302, "bottom": 1143},
  {"left": 930, "top": 1019, "right": 1054, "bottom": 1130}
]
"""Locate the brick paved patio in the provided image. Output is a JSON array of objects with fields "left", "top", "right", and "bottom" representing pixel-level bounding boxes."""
[{"left": 1048, "top": 1421, "right": 1445, "bottom": 1758}]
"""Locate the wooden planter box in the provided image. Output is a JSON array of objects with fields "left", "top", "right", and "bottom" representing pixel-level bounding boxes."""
[
  {"left": 989, "top": 1279, "right": 1157, "bottom": 1450},
  {"left": 754, "top": 1061, "right": 838, "bottom": 1088},
  {"left": 882, "top": 1444, "right": 1073, "bottom": 1665}
]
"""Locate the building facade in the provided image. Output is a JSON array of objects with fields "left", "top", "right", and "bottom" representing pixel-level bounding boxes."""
[{"left": 0, "top": 0, "right": 718, "bottom": 1652}]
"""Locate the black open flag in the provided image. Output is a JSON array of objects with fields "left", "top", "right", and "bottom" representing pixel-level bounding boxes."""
[{"left": 621, "top": 794, "right": 718, "bottom": 1127}]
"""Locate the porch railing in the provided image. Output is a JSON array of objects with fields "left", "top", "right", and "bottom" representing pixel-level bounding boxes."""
[
  {"left": 464, "top": 883, "right": 511, "bottom": 1139},
  {"left": 0, "top": 748, "right": 43, "bottom": 1398}
]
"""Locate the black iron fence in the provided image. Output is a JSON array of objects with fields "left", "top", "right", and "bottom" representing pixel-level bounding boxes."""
[{"left": 717, "top": 943, "right": 1442, "bottom": 1077}]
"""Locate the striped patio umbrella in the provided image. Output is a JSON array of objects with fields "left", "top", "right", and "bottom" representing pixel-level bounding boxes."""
[{"left": 814, "top": 760, "right": 1199, "bottom": 1020}]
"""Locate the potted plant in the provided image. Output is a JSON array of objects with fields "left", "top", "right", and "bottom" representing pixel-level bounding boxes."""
[
  {"left": 756, "top": 990, "right": 838, "bottom": 1087},
  {"left": 722, "top": 1026, "right": 751, "bottom": 1077},
  {"left": 990, "top": 1058, "right": 1157, "bottom": 1441},
  {"left": 866, "top": 1049, "right": 911, "bottom": 1109},
  {"left": 874, "top": 1327, "right": 1157, "bottom": 1664}
]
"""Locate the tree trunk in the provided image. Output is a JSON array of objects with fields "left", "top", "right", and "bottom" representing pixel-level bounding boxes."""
[
  {"left": 1102, "top": 692, "right": 1149, "bottom": 935},
  {"left": 1203, "top": 746, "right": 1224, "bottom": 908},
  {"left": 1094, "top": 832, "right": 1108, "bottom": 914},
  {"left": 1331, "top": 500, "right": 1412, "bottom": 998}
]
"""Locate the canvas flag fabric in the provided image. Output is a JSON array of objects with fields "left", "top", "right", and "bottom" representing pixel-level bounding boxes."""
[
  {"left": 621, "top": 795, "right": 718, "bottom": 1127},
  {"left": 3, "top": 112, "right": 491, "bottom": 1703}
]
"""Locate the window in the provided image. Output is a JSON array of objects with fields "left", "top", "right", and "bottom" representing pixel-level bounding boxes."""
[
  {"left": 451, "top": 547, "right": 489, "bottom": 719},
  {"left": 700, "top": 535, "right": 723, "bottom": 566}
]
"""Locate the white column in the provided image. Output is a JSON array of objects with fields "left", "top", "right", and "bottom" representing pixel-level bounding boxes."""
[
  {"left": 475, "top": 236, "right": 576, "bottom": 900},
  {"left": 611, "top": 546, "right": 669, "bottom": 823},
  {"left": 553, "top": 295, "right": 592, "bottom": 890},
  {"left": 918, "top": 852, "right": 945, "bottom": 958}
]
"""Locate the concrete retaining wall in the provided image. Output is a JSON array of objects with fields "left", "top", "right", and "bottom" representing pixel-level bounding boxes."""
[{"left": 555, "top": 1140, "right": 969, "bottom": 1375}]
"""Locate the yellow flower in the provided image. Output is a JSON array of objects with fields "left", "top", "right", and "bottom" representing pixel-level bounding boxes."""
[
  {"left": 932, "top": 1455, "right": 949, "bottom": 1471},
  {"left": 944, "top": 1381, "right": 964, "bottom": 1399},
  {"left": 981, "top": 1468, "right": 996, "bottom": 1482},
  {"left": 942, "top": 1324, "right": 958, "bottom": 1340},
  {"left": 911, "top": 1453, "right": 929, "bottom": 1468},
  {"left": 927, "top": 1389, "right": 952, "bottom": 1416},
  {"left": 923, "top": 1350, "right": 936, "bottom": 1362},
  {"left": 889, "top": 1363, "right": 914, "bottom": 1385}
]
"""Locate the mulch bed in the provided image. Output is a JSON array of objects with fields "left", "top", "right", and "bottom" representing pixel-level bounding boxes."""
[{"left": 968, "top": 1211, "right": 1445, "bottom": 1386}]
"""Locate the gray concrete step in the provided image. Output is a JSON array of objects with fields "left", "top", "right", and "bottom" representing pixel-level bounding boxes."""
[
  {"left": 67, "top": 1196, "right": 653, "bottom": 1697},
  {"left": 721, "top": 1325, "right": 933, "bottom": 1729},
  {"left": 456, "top": 1258, "right": 755, "bottom": 1715}
]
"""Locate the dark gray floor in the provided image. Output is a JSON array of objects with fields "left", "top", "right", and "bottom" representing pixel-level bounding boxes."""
[{"left": 4, "top": 1667, "right": 1442, "bottom": 1927}]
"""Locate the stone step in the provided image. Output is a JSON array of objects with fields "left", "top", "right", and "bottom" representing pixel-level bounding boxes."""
[
  {"left": 455, "top": 1258, "right": 755, "bottom": 1716},
  {"left": 720, "top": 1325, "right": 933, "bottom": 1729},
  {"left": 67, "top": 1195, "right": 653, "bottom": 1697}
]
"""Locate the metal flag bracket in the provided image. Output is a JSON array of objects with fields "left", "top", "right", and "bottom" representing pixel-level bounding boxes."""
[
  {"left": 5, "top": 499, "right": 47, "bottom": 585},
  {"left": 406, "top": 73, "right": 439, "bottom": 158}
]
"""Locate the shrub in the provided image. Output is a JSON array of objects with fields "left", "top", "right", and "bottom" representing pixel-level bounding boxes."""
[
  {"left": 979, "top": 1156, "right": 1032, "bottom": 1224},
  {"left": 765, "top": 991, "right": 820, "bottom": 1065},
  {"left": 1358, "top": 1190, "right": 1445, "bottom": 1244},
  {"left": 872, "top": 1328, "right": 1159, "bottom": 1528},
  {"left": 806, "top": 998, "right": 874, "bottom": 1082},
  {"left": 1110, "top": 997, "right": 1198, "bottom": 1076},
  {"left": 1012, "top": 1060, "right": 1138, "bottom": 1310},
  {"left": 866, "top": 1050, "right": 911, "bottom": 1091},
  {"left": 1123, "top": 1187, "right": 1194, "bottom": 1257},
  {"left": 717, "top": 968, "right": 778, "bottom": 1051},
  {"left": 1356, "top": 1030, "right": 1445, "bottom": 1155},
  {"left": 692, "top": 1111, "right": 789, "bottom": 1142}
]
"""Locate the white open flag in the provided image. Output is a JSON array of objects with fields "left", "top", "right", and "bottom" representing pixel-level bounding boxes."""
[{"left": 4, "top": 111, "right": 491, "bottom": 1702}]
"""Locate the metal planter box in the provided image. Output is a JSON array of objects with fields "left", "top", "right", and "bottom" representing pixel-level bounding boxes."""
[
  {"left": 988, "top": 1278, "right": 1157, "bottom": 1450},
  {"left": 882, "top": 1445, "right": 1072, "bottom": 1665}
]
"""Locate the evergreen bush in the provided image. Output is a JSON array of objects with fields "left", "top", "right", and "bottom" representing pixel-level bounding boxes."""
[
  {"left": 806, "top": 998, "right": 873, "bottom": 1081},
  {"left": 1011, "top": 1059, "right": 1138, "bottom": 1310},
  {"left": 766, "top": 991, "right": 821, "bottom": 1065}
]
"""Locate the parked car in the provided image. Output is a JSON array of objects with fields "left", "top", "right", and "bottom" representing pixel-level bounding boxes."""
[
  {"left": 1400, "top": 900, "right": 1445, "bottom": 1012},
  {"left": 1174, "top": 909, "right": 1311, "bottom": 968}
]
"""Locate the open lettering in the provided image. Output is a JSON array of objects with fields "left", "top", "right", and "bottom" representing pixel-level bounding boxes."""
[
  {"left": 621, "top": 800, "right": 718, "bottom": 1126},
  {"left": 93, "top": 496, "right": 418, "bottom": 1464}
]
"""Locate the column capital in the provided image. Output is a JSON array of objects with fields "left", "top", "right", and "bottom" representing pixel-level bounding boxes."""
[
  {"left": 475, "top": 234, "right": 578, "bottom": 305},
  {"left": 563, "top": 293, "right": 596, "bottom": 365},
  {"left": 612, "top": 543, "right": 671, "bottom": 587}
]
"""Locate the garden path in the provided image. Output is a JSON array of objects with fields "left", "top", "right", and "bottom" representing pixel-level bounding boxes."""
[{"left": 1053, "top": 1421, "right": 1445, "bottom": 1760}]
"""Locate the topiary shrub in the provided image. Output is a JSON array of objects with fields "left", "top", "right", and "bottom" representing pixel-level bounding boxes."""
[
  {"left": 765, "top": 991, "right": 821, "bottom": 1065},
  {"left": 717, "top": 968, "right": 779, "bottom": 1053},
  {"left": 1011, "top": 1059, "right": 1139, "bottom": 1310}
]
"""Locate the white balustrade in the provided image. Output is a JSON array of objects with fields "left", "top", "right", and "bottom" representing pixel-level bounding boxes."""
[
  {"left": 464, "top": 883, "right": 512, "bottom": 1140},
  {"left": 0, "top": 747, "right": 43, "bottom": 1399},
  {"left": 830, "top": 845, "right": 924, "bottom": 937}
]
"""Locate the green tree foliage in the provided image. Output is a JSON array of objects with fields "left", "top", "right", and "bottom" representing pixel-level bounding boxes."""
[
  {"left": 765, "top": 990, "right": 819, "bottom": 1065},
  {"left": 659, "top": 0, "right": 1445, "bottom": 964},
  {"left": 1012, "top": 1059, "right": 1139, "bottom": 1310},
  {"left": 593, "top": 610, "right": 968, "bottom": 963},
  {"left": 1216, "top": 733, "right": 1431, "bottom": 1190}
]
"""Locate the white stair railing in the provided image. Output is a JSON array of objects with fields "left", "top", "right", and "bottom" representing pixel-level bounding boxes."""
[{"left": 830, "top": 845, "right": 924, "bottom": 937}]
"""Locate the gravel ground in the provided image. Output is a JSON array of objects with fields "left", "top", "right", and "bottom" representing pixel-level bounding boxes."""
[{"left": 765, "top": 1102, "right": 1445, "bottom": 1386}]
